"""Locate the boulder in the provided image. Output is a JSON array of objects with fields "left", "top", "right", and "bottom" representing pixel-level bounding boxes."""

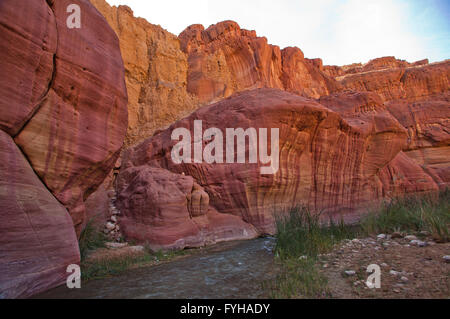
[
  {"left": 5, "top": 0, "right": 129, "bottom": 233},
  {"left": 0, "top": 131, "right": 79, "bottom": 299},
  {"left": 116, "top": 88, "right": 435, "bottom": 244}
]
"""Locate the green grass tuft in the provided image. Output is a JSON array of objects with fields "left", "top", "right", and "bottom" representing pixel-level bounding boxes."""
[
  {"left": 360, "top": 189, "right": 449, "bottom": 242},
  {"left": 78, "top": 219, "right": 108, "bottom": 261}
]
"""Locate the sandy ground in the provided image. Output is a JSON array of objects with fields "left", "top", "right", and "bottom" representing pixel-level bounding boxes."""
[{"left": 319, "top": 235, "right": 450, "bottom": 299}]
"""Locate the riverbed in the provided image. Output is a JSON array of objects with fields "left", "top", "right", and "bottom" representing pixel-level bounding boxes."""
[{"left": 35, "top": 238, "right": 276, "bottom": 299}]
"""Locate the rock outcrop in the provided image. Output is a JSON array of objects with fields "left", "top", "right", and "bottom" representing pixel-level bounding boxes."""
[
  {"left": 0, "top": 131, "right": 80, "bottom": 299},
  {"left": 8, "top": 0, "right": 128, "bottom": 232},
  {"left": 90, "top": 0, "right": 199, "bottom": 146},
  {"left": 116, "top": 166, "right": 257, "bottom": 250},
  {"left": 115, "top": 89, "right": 441, "bottom": 248},
  {"left": 334, "top": 60, "right": 449, "bottom": 102},
  {"left": 91, "top": 1, "right": 340, "bottom": 145},
  {"left": 91, "top": 0, "right": 448, "bottom": 251},
  {"left": 386, "top": 92, "right": 450, "bottom": 189},
  {"left": 323, "top": 56, "right": 430, "bottom": 78},
  {"left": 179, "top": 21, "right": 339, "bottom": 103},
  {"left": 0, "top": 0, "right": 127, "bottom": 297}
]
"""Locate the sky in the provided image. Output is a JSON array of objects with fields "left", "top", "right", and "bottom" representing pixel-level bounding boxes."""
[{"left": 105, "top": 0, "right": 449, "bottom": 66}]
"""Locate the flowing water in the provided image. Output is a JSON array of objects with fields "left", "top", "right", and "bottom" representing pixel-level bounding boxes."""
[{"left": 35, "top": 238, "right": 277, "bottom": 299}]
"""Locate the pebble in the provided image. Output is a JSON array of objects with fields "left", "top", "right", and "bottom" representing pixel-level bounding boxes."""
[
  {"left": 105, "top": 222, "right": 115, "bottom": 230},
  {"left": 390, "top": 270, "right": 400, "bottom": 276},
  {"left": 105, "top": 242, "right": 128, "bottom": 249},
  {"left": 129, "top": 245, "right": 145, "bottom": 252},
  {"left": 405, "top": 235, "right": 417, "bottom": 241},
  {"left": 377, "top": 234, "right": 386, "bottom": 240},
  {"left": 344, "top": 270, "right": 356, "bottom": 276},
  {"left": 443, "top": 256, "right": 450, "bottom": 263},
  {"left": 410, "top": 240, "right": 427, "bottom": 247},
  {"left": 400, "top": 276, "right": 409, "bottom": 283},
  {"left": 110, "top": 215, "right": 117, "bottom": 223},
  {"left": 381, "top": 263, "right": 388, "bottom": 267}
]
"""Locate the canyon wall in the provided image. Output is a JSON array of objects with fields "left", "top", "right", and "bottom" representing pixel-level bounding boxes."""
[
  {"left": 91, "top": 0, "right": 340, "bottom": 146},
  {"left": 90, "top": 0, "right": 449, "bottom": 250},
  {"left": 0, "top": 0, "right": 128, "bottom": 298},
  {"left": 0, "top": 0, "right": 448, "bottom": 297}
]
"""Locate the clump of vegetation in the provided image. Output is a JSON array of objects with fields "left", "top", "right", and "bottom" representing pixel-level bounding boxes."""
[
  {"left": 81, "top": 253, "right": 155, "bottom": 281},
  {"left": 78, "top": 219, "right": 108, "bottom": 261},
  {"left": 267, "top": 206, "right": 357, "bottom": 298},
  {"left": 268, "top": 190, "right": 449, "bottom": 298},
  {"left": 80, "top": 242, "right": 191, "bottom": 281},
  {"left": 275, "top": 207, "right": 356, "bottom": 259},
  {"left": 360, "top": 189, "right": 449, "bottom": 242}
]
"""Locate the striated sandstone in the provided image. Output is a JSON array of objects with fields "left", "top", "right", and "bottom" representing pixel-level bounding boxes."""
[
  {"left": 179, "top": 21, "right": 339, "bottom": 103},
  {"left": 335, "top": 60, "right": 449, "bottom": 102},
  {"left": 0, "top": 131, "right": 80, "bottom": 298},
  {"left": 90, "top": 0, "right": 199, "bottom": 146},
  {"left": 386, "top": 92, "right": 450, "bottom": 189},
  {"left": 9, "top": 0, "right": 128, "bottom": 232},
  {"left": 116, "top": 166, "right": 257, "bottom": 250},
  {"left": 115, "top": 88, "right": 439, "bottom": 248}
]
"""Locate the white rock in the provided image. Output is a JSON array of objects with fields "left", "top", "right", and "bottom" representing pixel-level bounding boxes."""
[
  {"left": 344, "top": 270, "right": 356, "bottom": 276},
  {"left": 390, "top": 270, "right": 400, "bottom": 276},
  {"left": 105, "top": 222, "right": 115, "bottom": 230},
  {"left": 410, "top": 240, "right": 427, "bottom": 247},
  {"left": 400, "top": 276, "right": 409, "bottom": 283},
  {"left": 377, "top": 234, "right": 386, "bottom": 240},
  {"left": 405, "top": 235, "right": 417, "bottom": 241},
  {"left": 418, "top": 241, "right": 428, "bottom": 247},
  {"left": 105, "top": 242, "right": 128, "bottom": 249},
  {"left": 129, "top": 245, "right": 145, "bottom": 252},
  {"left": 110, "top": 215, "right": 117, "bottom": 222},
  {"left": 443, "top": 256, "right": 450, "bottom": 263},
  {"left": 381, "top": 263, "right": 388, "bottom": 267}
]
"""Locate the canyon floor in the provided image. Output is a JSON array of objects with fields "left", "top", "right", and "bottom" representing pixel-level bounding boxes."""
[
  {"left": 320, "top": 235, "right": 450, "bottom": 299},
  {"left": 34, "top": 232, "right": 449, "bottom": 299}
]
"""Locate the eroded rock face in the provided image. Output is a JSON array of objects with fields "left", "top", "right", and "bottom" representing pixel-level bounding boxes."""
[
  {"left": 179, "top": 21, "right": 338, "bottom": 103},
  {"left": 0, "top": 0, "right": 127, "bottom": 297},
  {"left": 9, "top": 0, "right": 128, "bottom": 232},
  {"left": 116, "top": 166, "right": 257, "bottom": 250},
  {"left": 115, "top": 88, "right": 439, "bottom": 248},
  {"left": 90, "top": 0, "right": 340, "bottom": 145},
  {"left": 323, "top": 56, "right": 430, "bottom": 78},
  {"left": 0, "top": 131, "right": 80, "bottom": 299},
  {"left": 335, "top": 61, "right": 449, "bottom": 102},
  {"left": 90, "top": 0, "right": 199, "bottom": 146},
  {"left": 386, "top": 93, "right": 450, "bottom": 189}
]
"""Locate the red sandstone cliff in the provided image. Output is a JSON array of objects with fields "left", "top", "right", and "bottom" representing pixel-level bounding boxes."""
[
  {"left": 0, "top": 0, "right": 128, "bottom": 298},
  {"left": 0, "top": 0, "right": 448, "bottom": 298},
  {"left": 88, "top": 0, "right": 449, "bottom": 250}
]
